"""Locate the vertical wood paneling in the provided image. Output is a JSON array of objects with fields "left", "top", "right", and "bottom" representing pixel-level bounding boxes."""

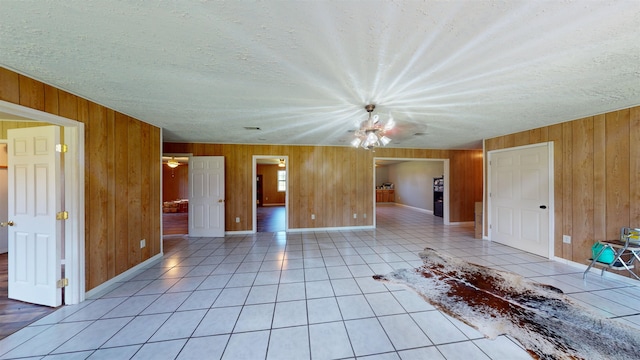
[
  {"left": 561, "top": 122, "right": 573, "bottom": 259},
  {"left": 150, "top": 126, "right": 161, "bottom": 257},
  {"left": 58, "top": 90, "right": 78, "bottom": 120},
  {"left": 571, "top": 118, "right": 594, "bottom": 261},
  {"left": 0, "top": 68, "right": 19, "bottom": 103},
  {"left": 140, "top": 122, "right": 151, "bottom": 260},
  {"left": 18, "top": 76, "right": 45, "bottom": 111},
  {"left": 164, "top": 142, "right": 483, "bottom": 230},
  {"left": 592, "top": 115, "right": 607, "bottom": 241},
  {"left": 114, "top": 113, "right": 130, "bottom": 275},
  {"left": 631, "top": 107, "right": 640, "bottom": 226},
  {"left": 548, "top": 124, "right": 564, "bottom": 258},
  {"left": 87, "top": 102, "right": 108, "bottom": 285},
  {"left": 127, "top": 117, "right": 142, "bottom": 267},
  {"left": 486, "top": 106, "right": 640, "bottom": 278},
  {"left": 105, "top": 109, "right": 116, "bottom": 279},
  {"left": 43, "top": 85, "right": 59, "bottom": 115},
  {"left": 605, "top": 110, "right": 630, "bottom": 235}
]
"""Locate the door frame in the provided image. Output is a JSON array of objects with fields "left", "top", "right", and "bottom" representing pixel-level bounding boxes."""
[
  {"left": 0, "top": 100, "right": 85, "bottom": 305},
  {"left": 487, "top": 142, "right": 554, "bottom": 258},
  {"left": 252, "top": 155, "right": 289, "bottom": 233}
]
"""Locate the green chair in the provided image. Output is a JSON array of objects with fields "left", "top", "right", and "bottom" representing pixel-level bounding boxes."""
[{"left": 583, "top": 227, "right": 640, "bottom": 281}]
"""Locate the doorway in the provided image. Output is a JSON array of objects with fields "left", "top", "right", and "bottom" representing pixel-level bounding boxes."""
[
  {"left": 162, "top": 154, "right": 190, "bottom": 237},
  {"left": 253, "top": 156, "right": 288, "bottom": 232},
  {"left": 373, "top": 157, "right": 449, "bottom": 226},
  {"left": 0, "top": 100, "right": 84, "bottom": 307},
  {"left": 0, "top": 100, "right": 84, "bottom": 338}
]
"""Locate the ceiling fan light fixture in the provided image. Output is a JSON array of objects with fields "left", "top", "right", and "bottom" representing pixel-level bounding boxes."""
[
  {"left": 351, "top": 104, "right": 395, "bottom": 150},
  {"left": 167, "top": 157, "right": 180, "bottom": 168}
]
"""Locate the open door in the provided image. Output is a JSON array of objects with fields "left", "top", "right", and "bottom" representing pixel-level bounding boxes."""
[
  {"left": 189, "top": 156, "right": 225, "bottom": 237},
  {"left": 7, "top": 126, "right": 62, "bottom": 307}
]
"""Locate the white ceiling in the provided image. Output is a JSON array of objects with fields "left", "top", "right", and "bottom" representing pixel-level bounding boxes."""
[{"left": 1, "top": 1, "right": 638, "bottom": 149}]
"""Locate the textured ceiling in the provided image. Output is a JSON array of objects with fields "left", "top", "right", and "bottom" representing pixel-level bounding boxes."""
[{"left": 1, "top": 1, "right": 639, "bottom": 149}]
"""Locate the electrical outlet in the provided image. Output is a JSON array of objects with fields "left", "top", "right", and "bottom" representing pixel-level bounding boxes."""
[
  {"left": 311, "top": 214, "right": 315, "bottom": 220},
  {"left": 140, "top": 239, "right": 146, "bottom": 248},
  {"left": 562, "top": 235, "right": 571, "bottom": 244},
  {"left": 353, "top": 213, "right": 357, "bottom": 219},
  {"left": 235, "top": 217, "right": 240, "bottom": 223}
]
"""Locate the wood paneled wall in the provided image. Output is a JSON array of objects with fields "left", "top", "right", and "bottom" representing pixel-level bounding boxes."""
[
  {"left": 257, "top": 164, "right": 286, "bottom": 205},
  {"left": 162, "top": 164, "right": 189, "bottom": 201},
  {"left": 0, "top": 67, "right": 161, "bottom": 291},
  {"left": 485, "top": 106, "right": 640, "bottom": 275},
  {"left": 163, "top": 143, "right": 483, "bottom": 230}
]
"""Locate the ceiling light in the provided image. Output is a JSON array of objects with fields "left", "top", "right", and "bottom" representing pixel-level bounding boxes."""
[
  {"left": 278, "top": 159, "right": 286, "bottom": 167},
  {"left": 167, "top": 157, "right": 180, "bottom": 168},
  {"left": 352, "top": 104, "right": 395, "bottom": 150}
]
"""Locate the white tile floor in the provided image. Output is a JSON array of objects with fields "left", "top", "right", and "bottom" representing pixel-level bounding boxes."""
[{"left": 2, "top": 205, "right": 640, "bottom": 359}]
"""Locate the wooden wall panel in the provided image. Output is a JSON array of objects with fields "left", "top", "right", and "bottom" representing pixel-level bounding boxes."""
[
  {"left": 592, "top": 115, "right": 607, "bottom": 243},
  {"left": 162, "top": 164, "right": 189, "bottom": 201},
  {"left": 0, "top": 68, "right": 19, "bottom": 103},
  {"left": 164, "top": 143, "right": 483, "bottom": 230},
  {"left": 631, "top": 107, "right": 640, "bottom": 226},
  {"left": 605, "top": 110, "right": 630, "bottom": 234},
  {"left": 18, "top": 76, "right": 45, "bottom": 111},
  {"left": 87, "top": 102, "right": 108, "bottom": 286},
  {"left": 571, "top": 117, "right": 594, "bottom": 262},
  {"left": 0, "top": 67, "right": 162, "bottom": 291},
  {"left": 561, "top": 121, "right": 573, "bottom": 260},
  {"left": 485, "top": 105, "right": 640, "bottom": 278}
]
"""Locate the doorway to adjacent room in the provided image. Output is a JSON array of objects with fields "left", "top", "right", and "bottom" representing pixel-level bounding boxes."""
[{"left": 253, "top": 156, "right": 288, "bottom": 233}]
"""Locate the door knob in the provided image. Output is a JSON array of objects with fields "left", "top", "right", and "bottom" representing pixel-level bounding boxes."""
[
  {"left": 0, "top": 220, "right": 14, "bottom": 227},
  {"left": 218, "top": 199, "right": 225, "bottom": 203}
]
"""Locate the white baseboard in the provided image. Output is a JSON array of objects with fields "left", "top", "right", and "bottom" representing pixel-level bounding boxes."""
[
  {"left": 225, "top": 230, "right": 254, "bottom": 235},
  {"left": 393, "top": 203, "right": 432, "bottom": 214},
  {"left": 288, "top": 225, "right": 375, "bottom": 233},
  {"left": 554, "top": 256, "right": 640, "bottom": 286},
  {"left": 85, "top": 253, "right": 162, "bottom": 299}
]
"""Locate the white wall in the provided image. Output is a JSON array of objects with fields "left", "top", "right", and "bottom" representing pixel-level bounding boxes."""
[
  {"left": 375, "top": 166, "right": 390, "bottom": 186},
  {"left": 388, "top": 161, "right": 444, "bottom": 211}
]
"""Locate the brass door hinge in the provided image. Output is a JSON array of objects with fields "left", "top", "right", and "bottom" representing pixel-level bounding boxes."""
[
  {"left": 56, "top": 144, "right": 68, "bottom": 153},
  {"left": 56, "top": 211, "right": 69, "bottom": 220},
  {"left": 57, "top": 278, "right": 69, "bottom": 288}
]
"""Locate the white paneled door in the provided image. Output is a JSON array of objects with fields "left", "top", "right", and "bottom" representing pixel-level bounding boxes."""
[
  {"left": 489, "top": 143, "right": 552, "bottom": 258},
  {"left": 7, "top": 126, "right": 62, "bottom": 307},
  {"left": 189, "top": 156, "right": 225, "bottom": 237}
]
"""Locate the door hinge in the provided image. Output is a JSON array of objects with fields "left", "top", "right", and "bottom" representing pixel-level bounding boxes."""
[
  {"left": 57, "top": 278, "right": 69, "bottom": 288},
  {"left": 56, "top": 211, "right": 69, "bottom": 220},
  {"left": 56, "top": 144, "right": 68, "bottom": 153}
]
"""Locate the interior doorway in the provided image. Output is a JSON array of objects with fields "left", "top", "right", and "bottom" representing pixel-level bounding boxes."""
[
  {"left": 253, "top": 156, "right": 288, "bottom": 232},
  {"left": 373, "top": 157, "right": 450, "bottom": 226},
  {"left": 0, "top": 100, "right": 85, "bottom": 338},
  {"left": 162, "top": 154, "right": 190, "bottom": 238}
]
